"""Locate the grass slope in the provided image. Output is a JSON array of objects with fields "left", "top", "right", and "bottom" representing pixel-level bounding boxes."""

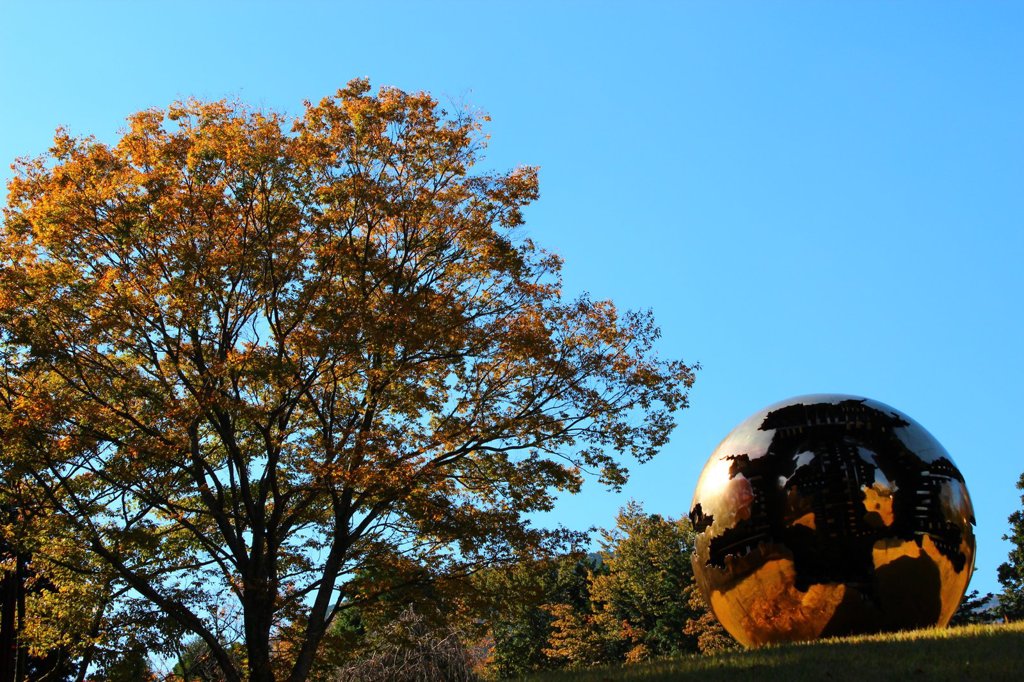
[{"left": 523, "top": 622, "right": 1024, "bottom": 681}]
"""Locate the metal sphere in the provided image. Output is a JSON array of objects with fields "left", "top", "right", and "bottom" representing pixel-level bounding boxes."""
[{"left": 689, "top": 394, "right": 975, "bottom": 647}]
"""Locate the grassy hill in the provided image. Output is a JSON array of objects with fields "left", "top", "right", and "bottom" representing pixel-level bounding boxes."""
[{"left": 522, "top": 622, "right": 1024, "bottom": 681}]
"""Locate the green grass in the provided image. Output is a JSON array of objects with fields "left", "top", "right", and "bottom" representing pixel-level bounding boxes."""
[{"left": 522, "top": 622, "right": 1024, "bottom": 681}]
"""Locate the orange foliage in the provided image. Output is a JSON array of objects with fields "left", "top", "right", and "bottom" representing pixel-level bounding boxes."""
[{"left": 0, "top": 80, "right": 694, "bottom": 682}]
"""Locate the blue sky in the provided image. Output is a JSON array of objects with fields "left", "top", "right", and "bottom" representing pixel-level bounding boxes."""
[{"left": 2, "top": 1, "right": 1021, "bottom": 597}]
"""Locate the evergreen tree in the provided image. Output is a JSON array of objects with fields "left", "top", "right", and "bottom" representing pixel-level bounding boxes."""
[
  {"left": 949, "top": 589, "right": 997, "bottom": 626},
  {"left": 543, "top": 503, "right": 704, "bottom": 668},
  {"left": 103, "top": 646, "right": 153, "bottom": 682},
  {"left": 587, "top": 502, "right": 702, "bottom": 663},
  {"left": 476, "top": 554, "right": 598, "bottom": 678},
  {"left": 997, "top": 472, "right": 1024, "bottom": 620}
]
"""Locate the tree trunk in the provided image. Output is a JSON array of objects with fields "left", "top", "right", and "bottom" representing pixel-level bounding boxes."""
[
  {"left": 244, "top": 580, "right": 278, "bottom": 682},
  {"left": 14, "top": 556, "right": 26, "bottom": 682},
  {"left": 0, "top": 554, "right": 16, "bottom": 682}
]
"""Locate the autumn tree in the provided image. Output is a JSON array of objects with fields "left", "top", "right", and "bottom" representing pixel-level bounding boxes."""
[
  {"left": 2, "top": 444, "right": 189, "bottom": 680},
  {"left": 0, "top": 466, "right": 116, "bottom": 682},
  {"left": 998, "top": 472, "right": 1024, "bottom": 620},
  {"left": 681, "top": 585, "right": 737, "bottom": 655},
  {"left": 542, "top": 600, "right": 619, "bottom": 671},
  {"left": 0, "top": 80, "right": 694, "bottom": 682}
]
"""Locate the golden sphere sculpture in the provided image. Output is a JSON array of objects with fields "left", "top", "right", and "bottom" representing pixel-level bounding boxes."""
[{"left": 689, "top": 395, "right": 975, "bottom": 647}]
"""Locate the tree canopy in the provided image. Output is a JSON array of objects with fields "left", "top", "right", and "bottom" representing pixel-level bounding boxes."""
[{"left": 0, "top": 80, "right": 694, "bottom": 681}]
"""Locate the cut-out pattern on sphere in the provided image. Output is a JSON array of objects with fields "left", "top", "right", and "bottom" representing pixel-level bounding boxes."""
[{"left": 689, "top": 394, "right": 975, "bottom": 647}]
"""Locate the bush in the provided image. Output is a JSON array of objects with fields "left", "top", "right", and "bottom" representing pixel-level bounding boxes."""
[{"left": 333, "top": 605, "right": 476, "bottom": 682}]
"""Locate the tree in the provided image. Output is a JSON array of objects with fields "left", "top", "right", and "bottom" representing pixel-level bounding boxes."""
[
  {"left": 333, "top": 604, "right": 475, "bottom": 682},
  {"left": 316, "top": 557, "right": 480, "bottom": 677},
  {"left": 2, "top": 466, "right": 187, "bottom": 680},
  {"left": 1, "top": 471, "right": 116, "bottom": 682},
  {"left": 948, "top": 589, "right": 996, "bottom": 627},
  {"left": 587, "top": 502, "right": 701, "bottom": 663},
  {"left": 172, "top": 638, "right": 224, "bottom": 681},
  {"left": 102, "top": 645, "right": 155, "bottom": 682},
  {"left": 681, "top": 585, "right": 737, "bottom": 655},
  {"left": 0, "top": 80, "right": 695, "bottom": 682},
  {"left": 542, "top": 504, "right": 706, "bottom": 669},
  {"left": 542, "top": 601, "right": 619, "bottom": 670},
  {"left": 474, "top": 553, "right": 597, "bottom": 678},
  {"left": 998, "top": 472, "right": 1024, "bottom": 620}
]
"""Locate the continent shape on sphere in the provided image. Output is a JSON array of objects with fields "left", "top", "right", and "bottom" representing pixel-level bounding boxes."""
[{"left": 689, "top": 394, "right": 975, "bottom": 647}]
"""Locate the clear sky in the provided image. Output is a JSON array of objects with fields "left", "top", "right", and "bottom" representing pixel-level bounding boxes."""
[{"left": 2, "top": 1, "right": 1021, "bottom": 597}]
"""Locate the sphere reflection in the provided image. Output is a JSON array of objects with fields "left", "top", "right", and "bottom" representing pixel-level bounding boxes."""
[{"left": 689, "top": 395, "right": 975, "bottom": 647}]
